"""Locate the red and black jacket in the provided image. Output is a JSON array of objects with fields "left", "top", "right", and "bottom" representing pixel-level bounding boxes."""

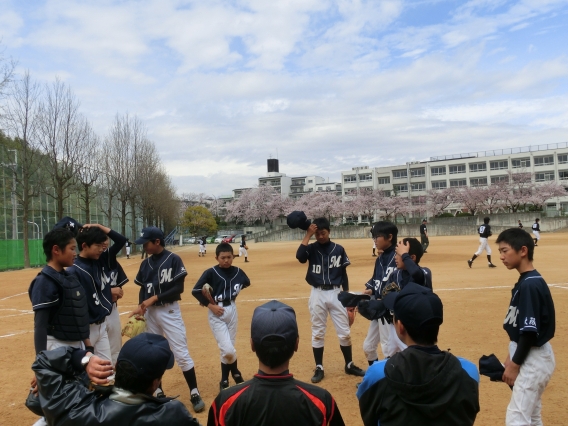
[{"left": 208, "top": 371, "right": 345, "bottom": 426}]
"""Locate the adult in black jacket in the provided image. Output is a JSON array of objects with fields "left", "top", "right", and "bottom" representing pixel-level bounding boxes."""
[
  {"left": 32, "top": 333, "right": 201, "bottom": 426},
  {"left": 357, "top": 283, "right": 479, "bottom": 426}
]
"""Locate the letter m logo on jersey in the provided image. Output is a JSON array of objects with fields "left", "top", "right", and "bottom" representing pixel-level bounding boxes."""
[
  {"left": 159, "top": 268, "right": 173, "bottom": 284},
  {"left": 329, "top": 255, "right": 342, "bottom": 268}
]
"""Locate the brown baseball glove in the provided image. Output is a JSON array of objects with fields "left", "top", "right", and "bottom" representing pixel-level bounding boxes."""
[
  {"left": 121, "top": 315, "right": 147, "bottom": 338},
  {"left": 202, "top": 283, "right": 216, "bottom": 305},
  {"left": 347, "top": 307, "right": 357, "bottom": 327},
  {"left": 381, "top": 281, "right": 401, "bottom": 299}
]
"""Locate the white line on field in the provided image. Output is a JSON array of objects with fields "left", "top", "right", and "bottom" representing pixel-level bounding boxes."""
[
  {"left": 0, "top": 292, "right": 27, "bottom": 301},
  {"left": 0, "top": 330, "right": 31, "bottom": 338}
]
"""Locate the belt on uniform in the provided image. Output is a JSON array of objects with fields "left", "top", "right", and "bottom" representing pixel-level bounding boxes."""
[
  {"left": 318, "top": 285, "right": 339, "bottom": 291},
  {"left": 91, "top": 318, "right": 106, "bottom": 325},
  {"left": 218, "top": 300, "right": 233, "bottom": 307}
]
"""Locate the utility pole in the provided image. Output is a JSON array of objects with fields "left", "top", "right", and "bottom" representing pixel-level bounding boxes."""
[{"left": 8, "top": 149, "right": 17, "bottom": 240}]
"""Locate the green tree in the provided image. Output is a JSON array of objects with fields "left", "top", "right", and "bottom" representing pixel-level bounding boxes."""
[{"left": 182, "top": 205, "right": 217, "bottom": 236}]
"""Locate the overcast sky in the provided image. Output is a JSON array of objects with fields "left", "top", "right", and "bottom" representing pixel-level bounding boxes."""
[{"left": 2, "top": 0, "right": 568, "bottom": 196}]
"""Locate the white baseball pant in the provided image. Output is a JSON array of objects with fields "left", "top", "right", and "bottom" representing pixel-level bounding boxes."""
[
  {"left": 363, "top": 320, "right": 381, "bottom": 361},
  {"left": 145, "top": 301, "right": 195, "bottom": 371},
  {"left": 506, "top": 341, "right": 555, "bottom": 426},
  {"left": 126, "top": 246, "right": 131, "bottom": 256},
  {"left": 309, "top": 286, "right": 351, "bottom": 348},
  {"left": 239, "top": 247, "right": 248, "bottom": 257},
  {"left": 106, "top": 303, "right": 122, "bottom": 365},
  {"left": 208, "top": 301, "right": 238, "bottom": 364},
  {"left": 90, "top": 320, "right": 112, "bottom": 361},
  {"left": 533, "top": 230, "right": 540, "bottom": 241},
  {"left": 199, "top": 245, "right": 206, "bottom": 253},
  {"left": 474, "top": 237, "right": 491, "bottom": 256}
]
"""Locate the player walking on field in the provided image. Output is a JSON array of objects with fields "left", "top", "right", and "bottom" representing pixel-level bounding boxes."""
[
  {"left": 130, "top": 226, "right": 205, "bottom": 413},
  {"left": 532, "top": 218, "right": 540, "bottom": 246},
  {"left": 296, "top": 217, "right": 365, "bottom": 383},
  {"left": 467, "top": 217, "right": 497, "bottom": 268},
  {"left": 199, "top": 236, "right": 207, "bottom": 257},
  {"left": 192, "top": 242, "right": 250, "bottom": 391},
  {"left": 497, "top": 228, "right": 555, "bottom": 425},
  {"left": 419, "top": 218, "right": 429, "bottom": 253},
  {"left": 238, "top": 234, "right": 249, "bottom": 262}
]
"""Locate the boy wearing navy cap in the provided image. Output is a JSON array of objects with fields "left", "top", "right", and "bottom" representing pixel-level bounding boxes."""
[{"left": 357, "top": 283, "right": 480, "bottom": 426}]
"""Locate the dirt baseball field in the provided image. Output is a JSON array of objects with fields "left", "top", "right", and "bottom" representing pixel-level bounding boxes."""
[{"left": 1, "top": 233, "right": 567, "bottom": 425}]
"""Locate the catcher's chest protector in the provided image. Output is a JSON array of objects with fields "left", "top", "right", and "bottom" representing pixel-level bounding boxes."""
[{"left": 48, "top": 273, "right": 90, "bottom": 341}]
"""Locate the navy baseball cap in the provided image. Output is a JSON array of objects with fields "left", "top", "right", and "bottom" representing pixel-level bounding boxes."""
[
  {"left": 251, "top": 300, "right": 298, "bottom": 348},
  {"left": 383, "top": 283, "right": 443, "bottom": 329},
  {"left": 286, "top": 211, "right": 312, "bottom": 231},
  {"left": 52, "top": 216, "right": 83, "bottom": 236},
  {"left": 135, "top": 226, "right": 164, "bottom": 244},
  {"left": 117, "top": 333, "right": 174, "bottom": 380}
]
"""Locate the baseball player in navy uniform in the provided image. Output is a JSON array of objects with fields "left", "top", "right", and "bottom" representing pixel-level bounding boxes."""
[
  {"left": 467, "top": 217, "right": 497, "bottom": 268},
  {"left": 518, "top": 220, "right": 523, "bottom": 229},
  {"left": 125, "top": 239, "right": 132, "bottom": 259},
  {"left": 419, "top": 218, "right": 429, "bottom": 253},
  {"left": 192, "top": 242, "right": 250, "bottom": 391},
  {"left": 101, "top": 239, "right": 129, "bottom": 365},
  {"left": 393, "top": 238, "right": 432, "bottom": 290},
  {"left": 67, "top": 223, "right": 127, "bottom": 362},
  {"left": 296, "top": 217, "right": 365, "bottom": 383},
  {"left": 496, "top": 228, "right": 555, "bottom": 425},
  {"left": 238, "top": 234, "right": 249, "bottom": 262},
  {"left": 532, "top": 218, "right": 540, "bottom": 246},
  {"left": 361, "top": 221, "right": 399, "bottom": 363},
  {"left": 199, "top": 236, "right": 207, "bottom": 257},
  {"left": 130, "top": 226, "right": 205, "bottom": 413}
]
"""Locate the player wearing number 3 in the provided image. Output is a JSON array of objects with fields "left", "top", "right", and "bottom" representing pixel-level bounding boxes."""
[
  {"left": 296, "top": 217, "right": 365, "bottom": 384},
  {"left": 130, "top": 226, "right": 205, "bottom": 413}
]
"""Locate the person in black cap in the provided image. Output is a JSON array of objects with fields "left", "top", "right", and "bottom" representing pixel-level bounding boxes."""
[
  {"left": 130, "top": 226, "right": 205, "bottom": 413},
  {"left": 357, "top": 283, "right": 480, "bottom": 426},
  {"left": 207, "top": 300, "right": 345, "bottom": 426},
  {"left": 31, "top": 332, "right": 201, "bottom": 425}
]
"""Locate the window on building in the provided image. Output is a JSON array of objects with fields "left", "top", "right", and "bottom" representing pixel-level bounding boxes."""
[
  {"left": 359, "top": 173, "right": 372, "bottom": 181},
  {"left": 534, "top": 156, "right": 554, "bottom": 166},
  {"left": 308, "top": 179, "right": 313, "bottom": 183},
  {"left": 450, "top": 179, "right": 467, "bottom": 187},
  {"left": 317, "top": 187, "right": 322, "bottom": 191},
  {"left": 431, "top": 166, "right": 446, "bottom": 176},
  {"left": 392, "top": 169, "right": 408, "bottom": 179},
  {"left": 393, "top": 184, "right": 408, "bottom": 192},
  {"left": 535, "top": 171, "right": 555, "bottom": 182},
  {"left": 344, "top": 175, "right": 357, "bottom": 183},
  {"left": 378, "top": 176, "right": 390, "bottom": 184},
  {"left": 469, "top": 162, "right": 487, "bottom": 172},
  {"left": 512, "top": 158, "right": 530, "bottom": 168},
  {"left": 490, "top": 160, "right": 508, "bottom": 170},
  {"left": 491, "top": 175, "right": 507, "bottom": 184},
  {"left": 470, "top": 177, "right": 488, "bottom": 187},
  {"left": 410, "top": 168, "right": 425, "bottom": 178},
  {"left": 335, "top": 185, "right": 341, "bottom": 190},
  {"left": 411, "top": 182, "right": 426, "bottom": 191},
  {"left": 449, "top": 164, "right": 466, "bottom": 174},
  {"left": 431, "top": 180, "right": 447, "bottom": 189},
  {"left": 559, "top": 171, "right": 568, "bottom": 180},
  {"left": 558, "top": 154, "right": 568, "bottom": 164},
  {"left": 308, "top": 188, "right": 313, "bottom": 192}
]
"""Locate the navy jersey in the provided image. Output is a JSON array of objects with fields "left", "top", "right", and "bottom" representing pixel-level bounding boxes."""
[
  {"left": 365, "top": 245, "right": 397, "bottom": 298},
  {"left": 532, "top": 222, "right": 540, "bottom": 232},
  {"left": 478, "top": 224, "right": 492, "bottom": 238},
  {"left": 135, "top": 249, "right": 187, "bottom": 306},
  {"left": 296, "top": 241, "right": 350, "bottom": 288},
  {"left": 101, "top": 248, "right": 128, "bottom": 289},
  {"left": 391, "top": 254, "right": 432, "bottom": 290},
  {"left": 200, "top": 237, "right": 206, "bottom": 246},
  {"left": 29, "top": 266, "right": 71, "bottom": 311},
  {"left": 518, "top": 222, "right": 523, "bottom": 229},
  {"left": 419, "top": 224, "right": 427, "bottom": 235},
  {"left": 503, "top": 270, "right": 555, "bottom": 347},
  {"left": 192, "top": 265, "right": 250, "bottom": 305},
  {"left": 240, "top": 237, "right": 246, "bottom": 248}
]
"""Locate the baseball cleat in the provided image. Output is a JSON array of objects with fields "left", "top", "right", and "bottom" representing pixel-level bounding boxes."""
[
  {"left": 311, "top": 366, "right": 324, "bottom": 383},
  {"left": 467, "top": 260, "right": 473, "bottom": 268},
  {"left": 190, "top": 393, "right": 205, "bottom": 413},
  {"left": 233, "top": 373, "right": 244, "bottom": 384},
  {"left": 345, "top": 363, "right": 366, "bottom": 377},
  {"left": 219, "top": 380, "right": 230, "bottom": 392},
  {"left": 488, "top": 264, "right": 497, "bottom": 268}
]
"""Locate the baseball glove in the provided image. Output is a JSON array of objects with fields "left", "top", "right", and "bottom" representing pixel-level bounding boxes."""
[
  {"left": 381, "top": 281, "right": 401, "bottom": 299},
  {"left": 202, "top": 283, "right": 216, "bottom": 306},
  {"left": 347, "top": 307, "right": 357, "bottom": 327},
  {"left": 244, "top": 245, "right": 249, "bottom": 250},
  {"left": 121, "top": 315, "right": 147, "bottom": 338}
]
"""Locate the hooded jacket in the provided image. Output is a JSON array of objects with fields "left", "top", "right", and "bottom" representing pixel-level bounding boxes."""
[{"left": 357, "top": 346, "right": 479, "bottom": 426}]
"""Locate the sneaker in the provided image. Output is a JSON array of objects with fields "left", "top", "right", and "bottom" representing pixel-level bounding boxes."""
[
  {"left": 311, "top": 366, "right": 324, "bottom": 383},
  {"left": 488, "top": 264, "right": 497, "bottom": 268},
  {"left": 154, "top": 387, "right": 165, "bottom": 398},
  {"left": 233, "top": 373, "right": 244, "bottom": 384},
  {"left": 219, "top": 380, "right": 229, "bottom": 392},
  {"left": 345, "top": 363, "right": 366, "bottom": 377},
  {"left": 467, "top": 260, "right": 473, "bottom": 268},
  {"left": 190, "top": 393, "right": 205, "bottom": 413}
]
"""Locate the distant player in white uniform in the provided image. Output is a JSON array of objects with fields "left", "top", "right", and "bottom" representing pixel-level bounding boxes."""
[
  {"left": 532, "top": 218, "right": 540, "bottom": 246},
  {"left": 192, "top": 242, "right": 250, "bottom": 391},
  {"left": 238, "top": 234, "right": 249, "bottom": 262},
  {"left": 296, "top": 216, "right": 365, "bottom": 383},
  {"left": 467, "top": 217, "right": 497, "bottom": 268},
  {"left": 125, "top": 239, "right": 131, "bottom": 259},
  {"left": 130, "top": 226, "right": 205, "bottom": 413},
  {"left": 199, "top": 236, "right": 207, "bottom": 257}
]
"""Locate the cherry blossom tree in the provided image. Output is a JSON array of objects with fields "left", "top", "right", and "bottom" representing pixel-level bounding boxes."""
[
  {"left": 530, "top": 181, "right": 566, "bottom": 209},
  {"left": 481, "top": 182, "right": 507, "bottom": 213},
  {"left": 293, "top": 192, "right": 343, "bottom": 222},
  {"left": 426, "top": 188, "right": 456, "bottom": 216},
  {"left": 225, "top": 185, "right": 285, "bottom": 225},
  {"left": 456, "top": 186, "right": 486, "bottom": 215},
  {"left": 501, "top": 171, "right": 533, "bottom": 212}
]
